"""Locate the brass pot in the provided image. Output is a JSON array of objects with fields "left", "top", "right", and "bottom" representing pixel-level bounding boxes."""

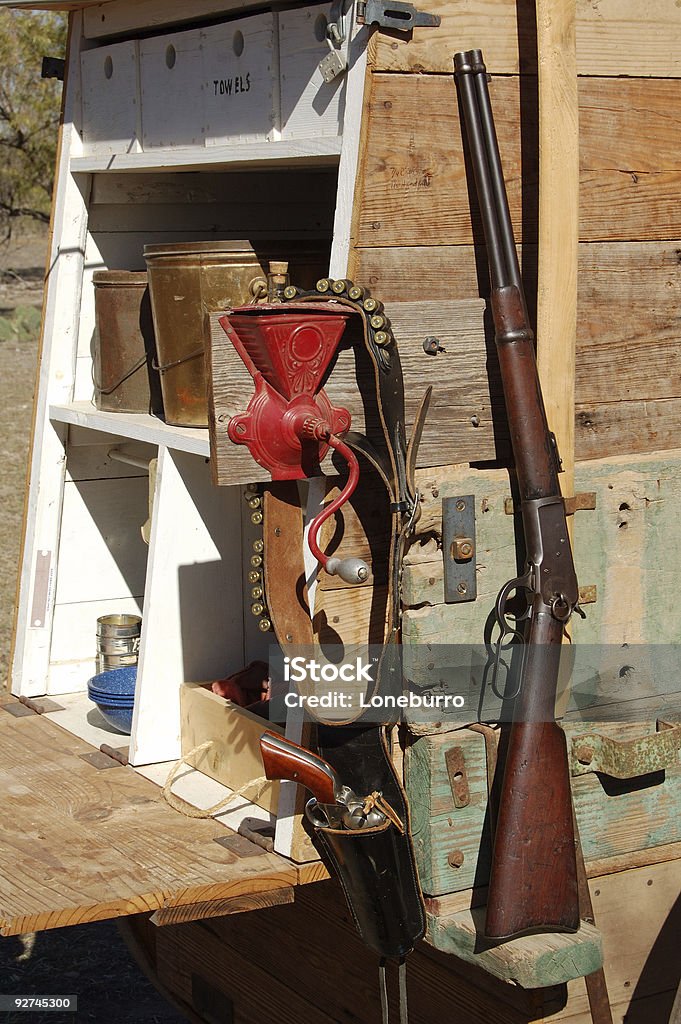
[{"left": 144, "top": 240, "right": 265, "bottom": 427}]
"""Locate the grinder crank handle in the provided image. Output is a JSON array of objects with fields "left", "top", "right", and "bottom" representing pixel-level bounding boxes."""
[{"left": 301, "top": 423, "right": 369, "bottom": 586}]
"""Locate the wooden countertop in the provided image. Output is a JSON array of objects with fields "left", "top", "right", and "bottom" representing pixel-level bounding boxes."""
[{"left": 0, "top": 697, "right": 325, "bottom": 936}]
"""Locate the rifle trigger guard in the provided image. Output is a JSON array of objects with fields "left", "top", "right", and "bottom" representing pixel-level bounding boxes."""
[
  {"left": 494, "top": 571, "right": 533, "bottom": 634},
  {"left": 490, "top": 572, "right": 533, "bottom": 701}
]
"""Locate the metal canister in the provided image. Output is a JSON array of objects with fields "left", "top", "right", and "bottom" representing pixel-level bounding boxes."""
[
  {"left": 96, "top": 613, "right": 142, "bottom": 673},
  {"left": 144, "top": 241, "right": 266, "bottom": 427},
  {"left": 92, "top": 271, "right": 163, "bottom": 414}
]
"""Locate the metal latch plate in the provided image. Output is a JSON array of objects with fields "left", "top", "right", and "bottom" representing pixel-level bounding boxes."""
[
  {"left": 570, "top": 720, "right": 681, "bottom": 779},
  {"left": 357, "top": 0, "right": 441, "bottom": 31},
  {"left": 445, "top": 746, "right": 470, "bottom": 808},
  {"left": 443, "top": 494, "right": 477, "bottom": 603}
]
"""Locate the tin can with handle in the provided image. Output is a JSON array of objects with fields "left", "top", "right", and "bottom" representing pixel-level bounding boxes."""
[{"left": 144, "top": 240, "right": 266, "bottom": 427}]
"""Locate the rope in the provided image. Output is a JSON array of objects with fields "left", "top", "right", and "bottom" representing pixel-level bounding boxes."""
[{"left": 162, "top": 740, "right": 268, "bottom": 818}]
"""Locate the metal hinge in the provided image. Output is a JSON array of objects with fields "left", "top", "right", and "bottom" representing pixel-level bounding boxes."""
[
  {"left": 356, "top": 0, "right": 441, "bottom": 31},
  {"left": 1, "top": 695, "right": 64, "bottom": 717}
]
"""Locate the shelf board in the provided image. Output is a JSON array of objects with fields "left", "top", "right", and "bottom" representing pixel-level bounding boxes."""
[
  {"left": 71, "top": 137, "right": 343, "bottom": 174},
  {"left": 50, "top": 401, "right": 210, "bottom": 455}
]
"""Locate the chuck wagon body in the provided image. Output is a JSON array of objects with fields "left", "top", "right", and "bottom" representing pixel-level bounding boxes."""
[{"left": 1, "top": 0, "right": 680, "bottom": 1021}]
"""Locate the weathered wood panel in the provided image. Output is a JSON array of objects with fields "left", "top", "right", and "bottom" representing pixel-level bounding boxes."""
[
  {"left": 352, "top": 241, "right": 681, "bottom": 461},
  {"left": 370, "top": 0, "right": 681, "bottom": 78},
  {"left": 155, "top": 879, "right": 546, "bottom": 1023},
  {"left": 0, "top": 704, "right": 298, "bottom": 937},
  {"left": 208, "top": 300, "right": 510, "bottom": 486},
  {"left": 408, "top": 723, "right": 681, "bottom": 898},
  {"left": 403, "top": 452, "right": 681, "bottom": 648},
  {"left": 355, "top": 75, "right": 681, "bottom": 248}
]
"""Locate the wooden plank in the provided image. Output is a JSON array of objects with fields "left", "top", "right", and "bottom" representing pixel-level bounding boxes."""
[
  {"left": 576, "top": 398, "right": 681, "bottom": 462},
  {"left": 83, "top": 0, "right": 270, "bottom": 40},
  {"left": 370, "top": 0, "right": 681, "bottom": 77},
  {"left": 356, "top": 75, "right": 681, "bottom": 248},
  {"left": 427, "top": 909, "right": 602, "bottom": 988},
  {"left": 71, "top": 137, "right": 343, "bottom": 174},
  {"left": 156, "top": 879, "right": 552, "bottom": 1022},
  {"left": 0, "top": 706, "right": 299, "bottom": 937},
  {"left": 575, "top": 241, "right": 681, "bottom": 405},
  {"left": 148, "top": 885, "right": 294, "bottom": 927},
  {"left": 586, "top": 841, "right": 681, "bottom": 880},
  {"left": 535, "top": 0, "right": 578, "bottom": 501},
  {"left": 10, "top": 12, "right": 90, "bottom": 699}
]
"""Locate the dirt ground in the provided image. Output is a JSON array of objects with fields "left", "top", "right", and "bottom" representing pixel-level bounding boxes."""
[{"left": 0, "top": 229, "right": 189, "bottom": 1023}]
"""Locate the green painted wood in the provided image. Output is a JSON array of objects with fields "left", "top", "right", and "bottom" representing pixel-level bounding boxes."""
[
  {"left": 426, "top": 908, "right": 603, "bottom": 988},
  {"left": 407, "top": 721, "right": 681, "bottom": 897},
  {"left": 406, "top": 728, "right": 491, "bottom": 895},
  {"left": 404, "top": 450, "right": 681, "bottom": 646},
  {"left": 565, "top": 721, "right": 681, "bottom": 862}
]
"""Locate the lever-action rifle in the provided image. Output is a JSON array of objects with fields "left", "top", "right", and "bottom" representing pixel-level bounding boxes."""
[{"left": 454, "top": 49, "right": 583, "bottom": 940}]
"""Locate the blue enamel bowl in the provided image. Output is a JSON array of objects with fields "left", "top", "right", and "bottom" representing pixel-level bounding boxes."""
[
  {"left": 88, "top": 665, "right": 137, "bottom": 697},
  {"left": 90, "top": 701, "right": 134, "bottom": 734},
  {"left": 87, "top": 687, "right": 135, "bottom": 705},
  {"left": 87, "top": 666, "right": 137, "bottom": 734}
]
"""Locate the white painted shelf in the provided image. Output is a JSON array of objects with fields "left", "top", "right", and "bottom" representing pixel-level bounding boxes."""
[
  {"left": 71, "top": 137, "right": 343, "bottom": 175},
  {"left": 49, "top": 401, "right": 210, "bottom": 456}
]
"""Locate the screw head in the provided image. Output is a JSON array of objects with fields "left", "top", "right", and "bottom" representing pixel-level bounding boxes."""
[
  {"left": 448, "top": 850, "right": 465, "bottom": 868},
  {"left": 455, "top": 499, "right": 466, "bottom": 511},
  {"left": 457, "top": 582, "right": 468, "bottom": 595},
  {"left": 422, "top": 336, "right": 442, "bottom": 355}
]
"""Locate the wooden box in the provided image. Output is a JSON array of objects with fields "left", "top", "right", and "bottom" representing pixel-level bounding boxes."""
[
  {"left": 80, "top": 40, "right": 141, "bottom": 156},
  {"left": 140, "top": 27, "right": 206, "bottom": 149},
  {"left": 140, "top": 16, "right": 276, "bottom": 151},
  {"left": 180, "top": 682, "right": 282, "bottom": 814},
  {"left": 279, "top": 2, "right": 346, "bottom": 141},
  {"left": 203, "top": 15, "right": 277, "bottom": 146},
  {"left": 407, "top": 720, "right": 681, "bottom": 898}
]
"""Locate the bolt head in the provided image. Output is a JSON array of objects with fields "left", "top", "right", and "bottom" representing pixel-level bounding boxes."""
[{"left": 451, "top": 536, "right": 474, "bottom": 561}]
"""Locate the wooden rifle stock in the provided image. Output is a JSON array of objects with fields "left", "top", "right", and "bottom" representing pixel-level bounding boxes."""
[{"left": 454, "top": 50, "right": 581, "bottom": 939}]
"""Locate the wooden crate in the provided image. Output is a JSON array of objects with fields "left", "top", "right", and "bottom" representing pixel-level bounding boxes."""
[
  {"left": 203, "top": 15, "right": 277, "bottom": 146},
  {"left": 407, "top": 721, "right": 681, "bottom": 899},
  {"left": 279, "top": 2, "right": 346, "bottom": 141},
  {"left": 180, "top": 682, "right": 282, "bottom": 814},
  {"left": 80, "top": 39, "right": 141, "bottom": 157}
]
